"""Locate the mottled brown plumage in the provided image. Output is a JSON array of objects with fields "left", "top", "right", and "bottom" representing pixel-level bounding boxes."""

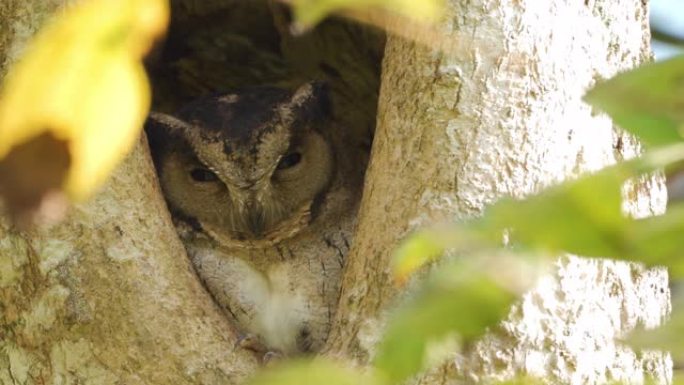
[{"left": 146, "top": 83, "right": 364, "bottom": 354}]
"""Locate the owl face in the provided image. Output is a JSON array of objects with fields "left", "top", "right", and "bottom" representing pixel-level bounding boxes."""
[{"left": 148, "top": 83, "right": 334, "bottom": 241}]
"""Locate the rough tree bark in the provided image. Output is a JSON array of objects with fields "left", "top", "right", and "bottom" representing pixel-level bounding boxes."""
[
  {"left": 0, "top": 2, "right": 260, "bottom": 383},
  {"left": 325, "top": 1, "right": 671, "bottom": 384},
  {"left": 0, "top": 0, "right": 672, "bottom": 384}
]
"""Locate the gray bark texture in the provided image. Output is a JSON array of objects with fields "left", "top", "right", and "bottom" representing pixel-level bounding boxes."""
[{"left": 0, "top": 0, "right": 672, "bottom": 384}]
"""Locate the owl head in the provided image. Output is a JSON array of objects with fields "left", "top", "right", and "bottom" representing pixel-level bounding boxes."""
[{"left": 147, "top": 83, "right": 334, "bottom": 242}]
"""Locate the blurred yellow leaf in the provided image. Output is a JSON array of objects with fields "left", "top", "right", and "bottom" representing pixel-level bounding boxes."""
[
  {"left": 0, "top": 0, "right": 168, "bottom": 221},
  {"left": 392, "top": 228, "right": 455, "bottom": 284},
  {"left": 286, "top": 0, "right": 443, "bottom": 31},
  {"left": 392, "top": 224, "right": 495, "bottom": 284}
]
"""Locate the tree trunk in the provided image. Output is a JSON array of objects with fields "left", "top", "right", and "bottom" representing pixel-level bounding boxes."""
[
  {"left": 325, "top": 1, "right": 671, "bottom": 384},
  {"left": 0, "top": 0, "right": 672, "bottom": 384},
  {"left": 0, "top": 3, "right": 259, "bottom": 384}
]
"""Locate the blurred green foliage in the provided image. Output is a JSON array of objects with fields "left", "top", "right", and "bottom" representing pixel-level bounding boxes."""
[
  {"left": 247, "top": 360, "right": 383, "bottom": 385},
  {"left": 384, "top": 54, "right": 684, "bottom": 383},
  {"left": 584, "top": 56, "right": 684, "bottom": 147},
  {"left": 375, "top": 258, "right": 520, "bottom": 383}
]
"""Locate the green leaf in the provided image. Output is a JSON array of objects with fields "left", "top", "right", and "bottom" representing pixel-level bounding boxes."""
[
  {"left": 676, "top": 371, "right": 684, "bottom": 385},
  {"left": 584, "top": 55, "right": 684, "bottom": 147},
  {"left": 393, "top": 143, "right": 684, "bottom": 281},
  {"left": 375, "top": 258, "right": 524, "bottom": 383},
  {"left": 627, "top": 294, "right": 684, "bottom": 362},
  {"left": 246, "top": 359, "right": 382, "bottom": 385},
  {"left": 483, "top": 166, "right": 629, "bottom": 257},
  {"left": 393, "top": 165, "right": 631, "bottom": 280},
  {"left": 627, "top": 204, "right": 684, "bottom": 277},
  {"left": 385, "top": 143, "right": 684, "bottom": 383},
  {"left": 485, "top": 165, "right": 684, "bottom": 277}
]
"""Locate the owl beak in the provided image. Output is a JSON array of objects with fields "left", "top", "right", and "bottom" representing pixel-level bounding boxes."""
[{"left": 245, "top": 202, "right": 265, "bottom": 236}]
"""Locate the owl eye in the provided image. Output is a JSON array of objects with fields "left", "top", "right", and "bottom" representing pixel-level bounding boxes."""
[
  {"left": 276, "top": 152, "right": 302, "bottom": 170},
  {"left": 190, "top": 167, "right": 219, "bottom": 182}
]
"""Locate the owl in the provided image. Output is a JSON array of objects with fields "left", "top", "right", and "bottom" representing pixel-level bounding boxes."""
[{"left": 146, "top": 83, "right": 364, "bottom": 356}]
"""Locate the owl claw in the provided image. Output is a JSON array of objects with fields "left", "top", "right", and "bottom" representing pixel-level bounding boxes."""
[
  {"left": 235, "top": 333, "right": 267, "bottom": 353},
  {"left": 262, "top": 350, "right": 284, "bottom": 365},
  {"left": 235, "top": 333, "right": 283, "bottom": 364}
]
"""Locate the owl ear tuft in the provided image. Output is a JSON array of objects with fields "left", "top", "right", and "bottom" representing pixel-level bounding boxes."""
[
  {"left": 146, "top": 112, "right": 194, "bottom": 136},
  {"left": 288, "top": 81, "right": 331, "bottom": 128},
  {"left": 145, "top": 111, "right": 196, "bottom": 155}
]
